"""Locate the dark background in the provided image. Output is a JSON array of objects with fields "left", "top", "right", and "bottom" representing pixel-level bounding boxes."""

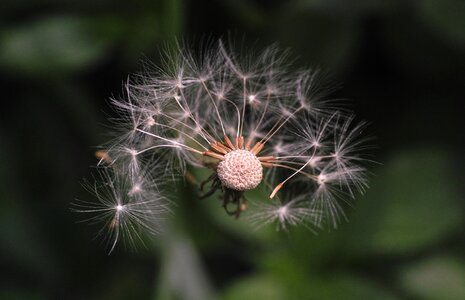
[{"left": 1, "top": 0, "right": 465, "bottom": 299}]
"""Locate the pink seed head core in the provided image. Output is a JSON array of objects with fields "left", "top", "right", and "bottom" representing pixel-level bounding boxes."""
[{"left": 217, "top": 150, "right": 263, "bottom": 191}]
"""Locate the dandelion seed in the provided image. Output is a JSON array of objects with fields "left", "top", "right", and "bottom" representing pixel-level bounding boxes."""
[
  {"left": 78, "top": 39, "right": 372, "bottom": 252},
  {"left": 247, "top": 196, "right": 321, "bottom": 231},
  {"left": 73, "top": 165, "right": 170, "bottom": 254}
]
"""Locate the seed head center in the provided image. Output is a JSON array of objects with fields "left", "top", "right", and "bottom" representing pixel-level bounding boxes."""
[{"left": 217, "top": 150, "right": 263, "bottom": 191}]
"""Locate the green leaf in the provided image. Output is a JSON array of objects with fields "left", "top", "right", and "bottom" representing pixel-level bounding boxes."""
[
  {"left": 296, "top": 0, "right": 385, "bottom": 14},
  {"left": 400, "top": 256, "right": 465, "bottom": 300},
  {"left": 346, "top": 148, "right": 463, "bottom": 255},
  {"left": 304, "top": 274, "right": 398, "bottom": 300},
  {"left": 221, "top": 273, "right": 397, "bottom": 300},
  {"left": 155, "top": 235, "right": 214, "bottom": 300},
  {"left": 0, "top": 16, "right": 110, "bottom": 76},
  {"left": 417, "top": 0, "right": 465, "bottom": 46},
  {"left": 0, "top": 290, "right": 45, "bottom": 300},
  {"left": 221, "top": 275, "right": 287, "bottom": 300}
]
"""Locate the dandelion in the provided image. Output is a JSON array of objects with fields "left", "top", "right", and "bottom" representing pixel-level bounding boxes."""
[{"left": 78, "top": 39, "right": 371, "bottom": 251}]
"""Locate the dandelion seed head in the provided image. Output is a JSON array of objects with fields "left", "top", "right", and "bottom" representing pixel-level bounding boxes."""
[
  {"left": 217, "top": 150, "right": 263, "bottom": 191},
  {"left": 77, "top": 39, "right": 373, "bottom": 253}
]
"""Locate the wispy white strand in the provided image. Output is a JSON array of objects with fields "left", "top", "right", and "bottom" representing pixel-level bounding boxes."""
[{"left": 77, "top": 39, "right": 371, "bottom": 252}]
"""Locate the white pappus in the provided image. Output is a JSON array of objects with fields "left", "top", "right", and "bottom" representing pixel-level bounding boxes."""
[{"left": 76, "top": 39, "right": 372, "bottom": 252}]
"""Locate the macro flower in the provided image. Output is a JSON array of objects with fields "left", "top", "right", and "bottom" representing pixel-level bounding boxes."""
[{"left": 77, "top": 40, "right": 370, "bottom": 251}]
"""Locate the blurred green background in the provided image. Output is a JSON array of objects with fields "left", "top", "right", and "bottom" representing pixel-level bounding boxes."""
[{"left": 1, "top": 0, "right": 465, "bottom": 299}]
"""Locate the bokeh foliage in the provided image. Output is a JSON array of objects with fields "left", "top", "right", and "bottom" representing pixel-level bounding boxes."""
[{"left": 1, "top": 0, "right": 464, "bottom": 299}]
